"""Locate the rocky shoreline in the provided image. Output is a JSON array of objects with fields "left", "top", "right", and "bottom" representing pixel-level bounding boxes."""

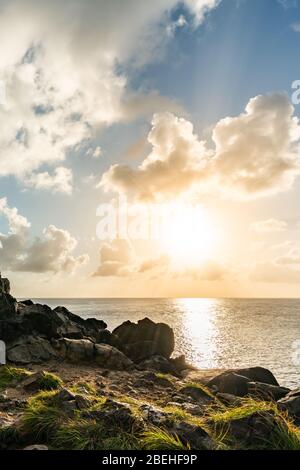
[{"left": 1, "top": 276, "right": 300, "bottom": 450}]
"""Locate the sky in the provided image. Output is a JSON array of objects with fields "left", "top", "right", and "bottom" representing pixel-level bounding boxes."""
[{"left": 1, "top": 0, "right": 300, "bottom": 298}]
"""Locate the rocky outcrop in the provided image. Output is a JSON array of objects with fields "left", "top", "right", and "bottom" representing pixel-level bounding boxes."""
[
  {"left": 112, "top": 317, "right": 175, "bottom": 362},
  {"left": 0, "top": 277, "right": 181, "bottom": 369},
  {"left": 278, "top": 391, "right": 300, "bottom": 425},
  {"left": 207, "top": 367, "right": 281, "bottom": 398}
]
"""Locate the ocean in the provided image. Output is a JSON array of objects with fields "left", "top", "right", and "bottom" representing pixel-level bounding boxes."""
[{"left": 32, "top": 297, "right": 300, "bottom": 388}]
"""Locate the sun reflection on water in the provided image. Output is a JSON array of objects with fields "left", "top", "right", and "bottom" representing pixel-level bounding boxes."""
[{"left": 173, "top": 298, "right": 220, "bottom": 368}]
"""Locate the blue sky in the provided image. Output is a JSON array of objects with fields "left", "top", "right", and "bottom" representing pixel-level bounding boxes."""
[{"left": 1, "top": 0, "right": 300, "bottom": 297}]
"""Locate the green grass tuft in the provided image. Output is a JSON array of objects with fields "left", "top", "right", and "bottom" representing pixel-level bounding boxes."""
[
  {"left": 141, "top": 427, "right": 190, "bottom": 450},
  {"left": 54, "top": 419, "right": 104, "bottom": 450},
  {"left": 71, "top": 381, "right": 96, "bottom": 395},
  {"left": 0, "top": 426, "right": 22, "bottom": 449},
  {"left": 0, "top": 366, "right": 31, "bottom": 391},
  {"left": 206, "top": 397, "right": 300, "bottom": 450},
  {"left": 54, "top": 417, "right": 141, "bottom": 450},
  {"left": 37, "top": 372, "right": 63, "bottom": 391},
  {"left": 20, "top": 390, "right": 66, "bottom": 441},
  {"left": 181, "top": 381, "right": 215, "bottom": 399},
  {"left": 208, "top": 397, "right": 274, "bottom": 423}
]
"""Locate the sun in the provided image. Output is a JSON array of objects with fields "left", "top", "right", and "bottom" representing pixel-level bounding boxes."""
[{"left": 159, "top": 202, "right": 220, "bottom": 269}]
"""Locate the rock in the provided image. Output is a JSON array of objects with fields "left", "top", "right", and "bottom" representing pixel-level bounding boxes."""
[
  {"left": 207, "top": 372, "right": 251, "bottom": 397},
  {"left": 218, "top": 410, "right": 289, "bottom": 448},
  {"left": 230, "top": 367, "right": 279, "bottom": 386},
  {"left": 0, "top": 275, "right": 10, "bottom": 295},
  {"left": 140, "top": 404, "right": 171, "bottom": 426},
  {"left": 85, "top": 399, "right": 141, "bottom": 432},
  {"left": 94, "top": 344, "right": 133, "bottom": 370},
  {"left": 56, "top": 388, "right": 76, "bottom": 402},
  {"left": 96, "top": 330, "right": 121, "bottom": 348},
  {"left": 180, "top": 385, "right": 215, "bottom": 404},
  {"left": 23, "top": 445, "right": 49, "bottom": 451},
  {"left": 277, "top": 395, "right": 300, "bottom": 424},
  {"left": 20, "top": 300, "right": 34, "bottom": 306},
  {"left": 138, "top": 355, "right": 175, "bottom": 374},
  {"left": 216, "top": 393, "right": 243, "bottom": 406},
  {"left": 0, "top": 397, "right": 26, "bottom": 411},
  {"left": 113, "top": 318, "right": 174, "bottom": 361},
  {"left": 55, "top": 338, "right": 95, "bottom": 362},
  {"left": 7, "top": 336, "right": 59, "bottom": 364},
  {"left": 21, "top": 372, "right": 45, "bottom": 391},
  {"left": 74, "top": 395, "right": 92, "bottom": 410},
  {"left": 284, "top": 388, "right": 300, "bottom": 398},
  {"left": 247, "top": 382, "right": 290, "bottom": 401},
  {"left": 53, "top": 306, "right": 107, "bottom": 341},
  {"left": 170, "top": 355, "right": 193, "bottom": 371},
  {"left": 172, "top": 421, "right": 215, "bottom": 450}
]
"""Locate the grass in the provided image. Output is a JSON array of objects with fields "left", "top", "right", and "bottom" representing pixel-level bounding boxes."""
[
  {"left": 0, "top": 426, "right": 22, "bottom": 449},
  {"left": 20, "top": 390, "right": 67, "bottom": 441},
  {"left": 36, "top": 372, "right": 63, "bottom": 391},
  {"left": 0, "top": 365, "right": 31, "bottom": 390},
  {"left": 71, "top": 381, "right": 96, "bottom": 395},
  {"left": 206, "top": 397, "right": 300, "bottom": 450},
  {"left": 208, "top": 397, "right": 274, "bottom": 423},
  {"left": 155, "top": 373, "right": 175, "bottom": 385},
  {"left": 54, "top": 418, "right": 140, "bottom": 450},
  {"left": 181, "top": 381, "right": 216, "bottom": 399},
  {"left": 141, "top": 427, "right": 190, "bottom": 450},
  {"left": 54, "top": 419, "right": 105, "bottom": 450}
]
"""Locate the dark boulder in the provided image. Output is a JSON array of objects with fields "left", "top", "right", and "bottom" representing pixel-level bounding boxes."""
[
  {"left": 214, "top": 410, "right": 291, "bottom": 448},
  {"left": 207, "top": 372, "right": 251, "bottom": 397},
  {"left": 172, "top": 421, "right": 215, "bottom": 450},
  {"left": 277, "top": 394, "right": 300, "bottom": 425},
  {"left": 20, "top": 300, "right": 34, "bottom": 306},
  {"left": 6, "top": 335, "right": 59, "bottom": 364},
  {"left": 247, "top": 382, "right": 290, "bottom": 401},
  {"left": 112, "top": 318, "right": 174, "bottom": 361},
  {"left": 230, "top": 367, "right": 279, "bottom": 386},
  {"left": 96, "top": 329, "right": 121, "bottom": 348},
  {"left": 180, "top": 385, "right": 215, "bottom": 404},
  {"left": 207, "top": 367, "right": 279, "bottom": 396},
  {"left": 138, "top": 355, "right": 176, "bottom": 374}
]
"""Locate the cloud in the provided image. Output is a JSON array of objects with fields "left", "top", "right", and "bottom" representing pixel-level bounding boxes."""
[
  {"left": 0, "top": 0, "right": 219, "bottom": 193},
  {"left": 175, "top": 260, "right": 227, "bottom": 281},
  {"left": 100, "top": 111, "right": 212, "bottom": 200},
  {"left": 250, "top": 218, "right": 288, "bottom": 233},
  {"left": 101, "top": 93, "right": 300, "bottom": 201},
  {"left": 251, "top": 261, "right": 300, "bottom": 284},
  {"left": 251, "top": 241, "right": 300, "bottom": 283},
  {"left": 279, "top": 0, "right": 297, "bottom": 10},
  {"left": 291, "top": 22, "right": 300, "bottom": 32},
  {"left": 0, "top": 198, "right": 87, "bottom": 273},
  {"left": 25, "top": 167, "right": 73, "bottom": 194},
  {"left": 93, "top": 239, "right": 134, "bottom": 277},
  {"left": 138, "top": 255, "right": 170, "bottom": 273}
]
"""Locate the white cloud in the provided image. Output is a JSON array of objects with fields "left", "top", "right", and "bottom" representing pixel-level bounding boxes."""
[
  {"left": 0, "top": 198, "right": 87, "bottom": 273},
  {"left": 250, "top": 218, "right": 288, "bottom": 233},
  {"left": 25, "top": 167, "right": 73, "bottom": 194},
  {"left": 101, "top": 93, "right": 300, "bottom": 201},
  {"left": 93, "top": 239, "right": 134, "bottom": 277},
  {"left": 0, "top": 0, "right": 219, "bottom": 193}
]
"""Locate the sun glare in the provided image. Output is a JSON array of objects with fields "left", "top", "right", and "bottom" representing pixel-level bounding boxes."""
[{"left": 160, "top": 203, "right": 220, "bottom": 269}]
